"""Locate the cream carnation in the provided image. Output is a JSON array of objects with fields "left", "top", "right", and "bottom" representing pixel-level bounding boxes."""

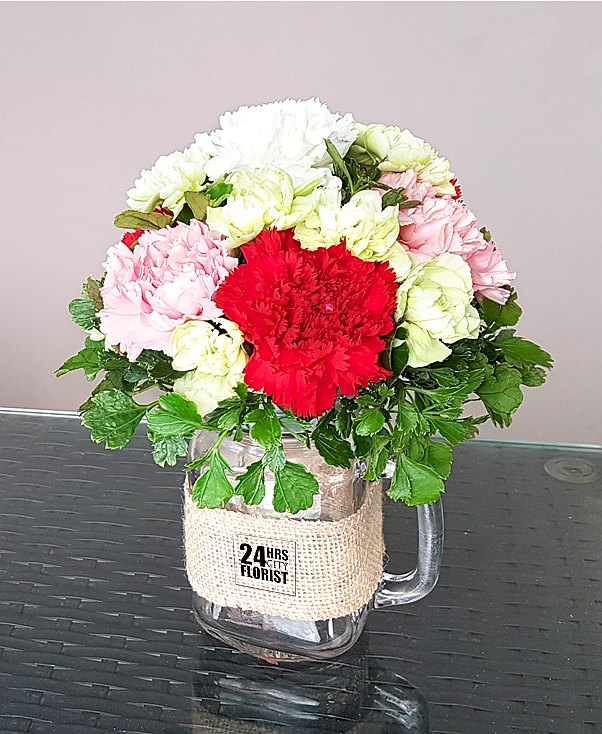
[
  {"left": 99, "top": 221, "right": 238, "bottom": 360},
  {"left": 397, "top": 253, "right": 480, "bottom": 367},
  {"left": 195, "top": 98, "right": 357, "bottom": 190},
  {"left": 172, "top": 318, "right": 248, "bottom": 415},
  {"left": 126, "top": 142, "right": 209, "bottom": 216},
  {"left": 206, "top": 165, "right": 320, "bottom": 248},
  {"left": 350, "top": 124, "right": 455, "bottom": 196},
  {"left": 294, "top": 188, "right": 400, "bottom": 262}
]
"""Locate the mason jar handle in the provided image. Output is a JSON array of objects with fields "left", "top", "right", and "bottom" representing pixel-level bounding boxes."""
[{"left": 373, "top": 465, "right": 444, "bottom": 608}]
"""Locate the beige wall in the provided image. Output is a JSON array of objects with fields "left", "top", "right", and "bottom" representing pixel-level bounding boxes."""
[{"left": 1, "top": 2, "right": 600, "bottom": 444}]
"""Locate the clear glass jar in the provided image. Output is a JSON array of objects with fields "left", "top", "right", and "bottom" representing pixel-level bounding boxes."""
[{"left": 186, "top": 432, "right": 444, "bottom": 662}]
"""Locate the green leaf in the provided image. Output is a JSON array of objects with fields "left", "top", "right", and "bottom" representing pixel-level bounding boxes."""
[
  {"left": 387, "top": 454, "right": 444, "bottom": 506},
  {"left": 235, "top": 461, "right": 266, "bottom": 505},
  {"left": 81, "top": 390, "right": 147, "bottom": 449},
  {"left": 264, "top": 443, "right": 286, "bottom": 472},
  {"left": 480, "top": 291, "right": 522, "bottom": 327},
  {"left": 312, "top": 426, "right": 354, "bottom": 468},
  {"left": 114, "top": 209, "right": 172, "bottom": 230},
  {"left": 325, "top": 138, "right": 354, "bottom": 198},
  {"left": 206, "top": 181, "right": 233, "bottom": 206},
  {"left": 424, "top": 440, "right": 453, "bottom": 479},
  {"left": 83, "top": 277, "right": 104, "bottom": 311},
  {"left": 476, "top": 364, "right": 523, "bottom": 427},
  {"left": 184, "top": 191, "right": 209, "bottom": 220},
  {"left": 56, "top": 340, "right": 104, "bottom": 380},
  {"left": 191, "top": 450, "right": 234, "bottom": 509},
  {"left": 355, "top": 408, "right": 386, "bottom": 436},
  {"left": 273, "top": 461, "right": 319, "bottom": 514},
  {"left": 149, "top": 433, "right": 189, "bottom": 467},
  {"left": 396, "top": 400, "right": 418, "bottom": 434},
  {"left": 480, "top": 226, "right": 493, "bottom": 242},
  {"left": 204, "top": 402, "right": 244, "bottom": 432},
  {"left": 146, "top": 393, "right": 204, "bottom": 439},
  {"left": 68, "top": 294, "right": 98, "bottom": 331},
  {"left": 519, "top": 364, "right": 547, "bottom": 387},
  {"left": 364, "top": 434, "right": 392, "bottom": 481},
  {"left": 430, "top": 417, "right": 481, "bottom": 445},
  {"left": 391, "top": 341, "right": 409, "bottom": 376},
  {"left": 335, "top": 406, "right": 352, "bottom": 438},
  {"left": 498, "top": 336, "right": 553, "bottom": 370},
  {"left": 246, "top": 405, "right": 282, "bottom": 449}
]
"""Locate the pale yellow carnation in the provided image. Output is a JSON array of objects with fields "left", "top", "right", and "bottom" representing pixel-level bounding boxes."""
[
  {"left": 171, "top": 318, "right": 248, "bottom": 415},
  {"left": 294, "top": 188, "right": 400, "bottom": 262},
  {"left": 349, "top": 123, "right": 455, "bottom": 197},
  {"left": 396, "top": 253, "right": 480, "bottom": 367},
  {"left": 206, "top": 166, "right": 321, "bottom": 248}
]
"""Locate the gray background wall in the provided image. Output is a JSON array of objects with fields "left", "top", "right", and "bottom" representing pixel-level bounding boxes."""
[{"left": 1, "top": 1, "right": 600, "bottom": 444}]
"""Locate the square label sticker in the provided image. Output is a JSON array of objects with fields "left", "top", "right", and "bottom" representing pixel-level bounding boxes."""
[{"left": 234, "top": 534, "right": 296, "bottom": 596}]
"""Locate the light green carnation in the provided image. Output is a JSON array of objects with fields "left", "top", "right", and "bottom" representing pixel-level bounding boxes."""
[
  {"left": 171, "top": 318, "right": 248, "bottom": 416},
  {"left": 396, "top": 253, "right": 480, "bottom": 367},
  {"left": 294, "top": 188, "right": 400, "bottom": 262},
  {"left": 348, "top": 123, "right": 455, "bottom": 197},
  {"left": 206, "top": 166, "right": 321, "bottom": 248}
]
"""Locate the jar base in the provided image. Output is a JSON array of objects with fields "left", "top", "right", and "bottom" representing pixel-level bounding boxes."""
[{"left": 191, "top": 591, "right": 369, "bottom": 662}]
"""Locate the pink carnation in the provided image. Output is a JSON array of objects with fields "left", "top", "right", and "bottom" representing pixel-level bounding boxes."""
[
  {"left": 466, "top": 241, "right": 515, "bottom": 304},
  {"left": 382, "top": 180, "right": 515, "bottom": 304},
  {"left": 99, "top": 220, "right": 238, "bottom": 360}
]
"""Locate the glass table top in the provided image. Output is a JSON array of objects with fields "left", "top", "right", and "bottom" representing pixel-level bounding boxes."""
[{"left": 0, "top": 409, "right": 600, "bottom": 733}]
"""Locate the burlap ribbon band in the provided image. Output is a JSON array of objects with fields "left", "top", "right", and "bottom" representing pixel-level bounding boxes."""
[{"left": 183, "top": 483, "right": 384, "bottom": 621}]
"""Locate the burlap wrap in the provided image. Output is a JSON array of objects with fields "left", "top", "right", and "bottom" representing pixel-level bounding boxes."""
[{"left": 183, "top": 483, "right": 384, "bottom": 621}]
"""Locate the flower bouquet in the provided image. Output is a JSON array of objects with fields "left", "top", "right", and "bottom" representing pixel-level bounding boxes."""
[
  {"left": 58, "top": 98, "right": 551, "bottom": 514},
  {"left": 57, "top": 99, "right": 553, "bottom": 657}
]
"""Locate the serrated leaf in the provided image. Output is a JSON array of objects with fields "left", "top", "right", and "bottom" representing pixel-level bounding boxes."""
[
  {"left": 355, "top": 408, "right": 386, "bottom": 436},
  {"left": 476, "top": 364, "right": 523, "bottom": 427},
  {"left": 499, "top": 336, "right": 553, "bottom": 370},
  {"left": 387, "top": 454, "right": 444, "bottom": 506},
  {"left": 480, "top": 291, "right": 522, "bottom": 327},
  {"left": 81, "top": 390, "right": 147, "bottom": 449},
  {"left": 519, "top": 364, "right": 547, "bottom": 387},
  {"left": 425, "top": 440, "right": 453, "bottom": 479},
  {"left": 335, "top": 407, "right": 352, "bottom": 438},
  {"left": 191, "top": 451, "right": 234, "bottom": 509},
  {"left": 184, "top": 191, "right": 209, "bottom": 220},
  {"left": 146, "top": 393, "right": 204, "bottom": 439},
  {"left": 83, "top": 277, "right": 104, "bottom": 311},
  {"left": 235, "top": 461, "right": 265, "bottom": 505},
  {"left": 246, "top": 405, "right": 282, "bottom": 449},
  {"left": 114, "top": 209, "right": 172, "bottom": 230},
  {"left": 264, "top": 443, "right": 286, "bottom": 472},
  {"left": 56, "top": 341, "right": 104, "bottom": 380},
  {"left": 364, "top": 434, "right": 392, "bottom": 481},
  {"left": 68, "top": 294, "right": 98, "bottom": 331},
  {"left": 273, "top": 461, "right": 319, "bottom": 514},
  {"left": 312, "top": 426, "right": 354, "bottom": 468},
  {"left": 149, "top": 433, "right": 189, "bottom": 467},
  {"left": 430, "top": 417, "right": 480, "bottom": 445}
]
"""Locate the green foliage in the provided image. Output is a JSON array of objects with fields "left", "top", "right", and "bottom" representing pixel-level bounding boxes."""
[
  {"left": 479, "top": 292, "right": 522, "bottom": 327},
  {"left": 388, "top": 454, "right": 445, "bottom": 506},
  {"left": 114, "top": 209, "right": 172, "bottom": 230},
  {"left": 273, "top": 461, "right": 319, "bottom": 514},
  {"left": 234, "top": 461, "right": 266, "bottom": 505},
  {"left": 476, "top": 364, "right": 523, "bottom": 427},
  {"left": 146, "top": 393, "right": 204, "bottom": 438},
  {"left": 312, "top": 425, "right": 354, "bottom": 468},
  {"left": 191, "top": 447, "right": 235, "bottom": 509},
  {"left": 149, "top": 434, "right": 189, "bottom": 467},
  {"left": 184, "top": 191, "right": 209, "bottom": 220},
  {"left": 80, "top": 390, "right": 148, "bottom": 449}
]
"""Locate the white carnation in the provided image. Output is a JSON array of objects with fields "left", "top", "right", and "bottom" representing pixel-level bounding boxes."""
[
  {"left": 126, "top": 142, "right": 209, "bottom": 216},
  {"left": 206, "top": 166, "right": 321, "bottom": 248},
  {"left": 294, "top": 187, "right": 400, "bottom": 263},
  {"left": 396, "top": 253, "right": 480, "bottom": 367},
  {"left": 171, "top": 318, "right": 248, "bottom": 415},
  {"left": 195, "top": 98, "right": 357, "bottom": 190}
]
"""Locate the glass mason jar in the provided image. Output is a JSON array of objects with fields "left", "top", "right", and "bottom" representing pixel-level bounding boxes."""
[{"left": 185, "top": 432, "right": 444, "bottom": 662}]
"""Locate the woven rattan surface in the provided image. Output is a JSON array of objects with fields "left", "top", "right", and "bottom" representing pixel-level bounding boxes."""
[{"left": 0, "top": 410, "right": 600, "bottom": 733}]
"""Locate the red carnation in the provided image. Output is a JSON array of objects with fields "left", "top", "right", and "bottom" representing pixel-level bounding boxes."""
[
  {"left": 215, "top": 229, "right": 398, "bottom": 418},
  {"left": 451, "top": 178, "right": 463, "bottom": 200},
  {"left": 121, "top": 230, "right": 144, "bottom": 249}
]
